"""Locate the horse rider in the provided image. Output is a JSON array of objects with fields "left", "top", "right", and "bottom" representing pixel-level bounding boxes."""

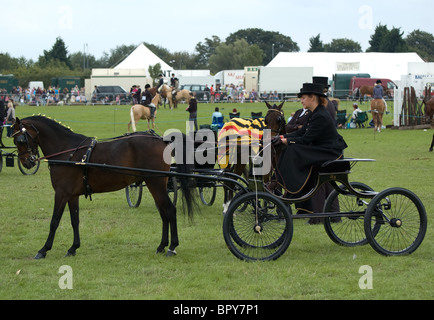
[
  {"left": 157, "top": 74, "right": 165, "bottom": 93},
  {"left": 373, "top": 80, "right": 388, "bottom": 111},
  {"left": 170, "top": 73, "right": 180, "bottom": 99},
  {"left": 141, "top": 84, "right": 156, "bottom": 119}
]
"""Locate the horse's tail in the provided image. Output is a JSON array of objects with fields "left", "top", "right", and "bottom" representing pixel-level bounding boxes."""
[
  {"left": 130, "top": 106, "right": 137, "bottom": 132},
  {"left": 172, "top": 133, "right": 199, "bottom": 220}
]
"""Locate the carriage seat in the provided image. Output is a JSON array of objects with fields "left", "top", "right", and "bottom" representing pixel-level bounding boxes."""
[{"left": 318, "top": 159, "right": 352, "bottom": 174}]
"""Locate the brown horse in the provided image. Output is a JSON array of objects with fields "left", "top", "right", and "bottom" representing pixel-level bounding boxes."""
[
  {"left": 371, "top": 99, "right": 386, "bottom": 132},
  {"left": 128, "top": 94, "right": 161, "bottom": 132},
  {"left": 12, "top": 116, "right": 195, "bottom": 259},
  {"left": 159, "top": 84, "right": 175, "bottom": 109},
  {"left": 172, "top": 89, "right": 192, "bottom": 109},
  {"left": 219, "top": 102, "right": 286, "bottom": 214},
  {"left": 423, "top": 97, "right": 434, "bottom": 125}
]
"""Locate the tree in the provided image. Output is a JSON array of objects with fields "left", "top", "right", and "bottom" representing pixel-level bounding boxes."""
[
  {"left": 308, "top": 34, "right": 324, "bottom": 52},
  {"left": 148, "top": 63, "right": 162, "bottom": 85},
  {"left": 195, "top": 36, "right": 221, "bottom": 69},
  {"left": 367, "top": 24, "right": 407, "bottom": 52},
  {"left": 406, "top": 29, "right": 434, "bottom": 62},
  {"left": 208, "top": 39, "right": 263, "bottom": 74},
  {"left": 226, "top": 28, "right": 299, "bottom": 65},
  {"left": 39, "top": 37, "right": 72, "bottom": 68},
  {"left": 324, "top": 38, "right": 362, "bottom": 53}
]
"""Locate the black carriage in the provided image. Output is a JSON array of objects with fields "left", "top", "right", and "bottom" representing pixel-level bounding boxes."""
[{"left": 222, "top": 158, "right": 427, "bottom": 261}]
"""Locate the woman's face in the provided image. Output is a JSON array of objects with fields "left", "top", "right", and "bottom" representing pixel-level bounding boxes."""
[{"left": 300, "top": 94, "right": 317, "bottom": 110}]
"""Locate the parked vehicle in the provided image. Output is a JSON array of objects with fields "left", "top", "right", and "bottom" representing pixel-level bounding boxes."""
[
  {"left": 92, "top": 86, "right": 130, "bottom": 104},
  {"left": 180, "top": 84, "right": 210, "bottom": 102}
]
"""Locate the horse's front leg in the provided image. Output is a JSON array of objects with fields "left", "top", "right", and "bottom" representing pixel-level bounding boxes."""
[
  {"left": 35, "top": 193, "right": 68, "bottom": 259},
  {"left": 66, "top": 196, "right": 80, "bottom": 257}
]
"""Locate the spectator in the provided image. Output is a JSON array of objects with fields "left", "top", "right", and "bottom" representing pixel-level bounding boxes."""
[{"left": 186, "top": 92, "right": 198, "bottom": 132}]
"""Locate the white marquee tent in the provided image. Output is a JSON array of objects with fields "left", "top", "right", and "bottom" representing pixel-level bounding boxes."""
[
  {"left": 114, "top": 44, "right": 173, "bottom": 74},
  {"left": 267, "top": 52, "right": 424, "bottom": 81}
]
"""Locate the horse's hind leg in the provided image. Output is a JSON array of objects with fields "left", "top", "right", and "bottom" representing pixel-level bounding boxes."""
[{"left": 35, "top": 193, "right": 68, "bottom": 259}]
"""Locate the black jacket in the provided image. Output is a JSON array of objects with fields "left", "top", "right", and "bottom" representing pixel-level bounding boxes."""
[
  {"left": 284, "top": 105, "right": 346, "bottom": 151},
  {"left": 277, "top": 105, "right": 347, "bottom": 195}
]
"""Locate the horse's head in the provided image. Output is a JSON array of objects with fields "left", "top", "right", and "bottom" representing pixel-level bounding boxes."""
[
  {"left": 12, "top": 118, "right": 40, "bottom": 169},
  {"left": 264, "top": 102, "right": 285, "bottom": 136}
]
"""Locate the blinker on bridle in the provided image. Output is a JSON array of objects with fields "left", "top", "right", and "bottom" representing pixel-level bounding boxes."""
[{"left": 12, "top": 124, "right": 40, "bottom": 163}]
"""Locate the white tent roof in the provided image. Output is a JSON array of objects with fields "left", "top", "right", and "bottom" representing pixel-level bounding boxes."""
[
  {"left": 267, "top": 52, "right": 424, "bottom": 81},
  {"left": 114, "top": 44, "right": 172, "bottom": 71}
]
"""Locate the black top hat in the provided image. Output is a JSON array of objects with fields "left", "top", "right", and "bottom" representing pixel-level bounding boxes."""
[
  {"left": 298, "top": 83, "right": 327, "bottom": 98},
  {"left": 312, "top": 76, "right": 330, "bottom": 88}
]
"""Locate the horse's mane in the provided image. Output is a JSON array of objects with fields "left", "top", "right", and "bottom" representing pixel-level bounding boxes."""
[{"left": 23, "top": 115, "right": 89, "bottom": 139}]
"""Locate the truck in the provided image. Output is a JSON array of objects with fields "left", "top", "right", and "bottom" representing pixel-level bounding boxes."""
[
  {"left": 51, "top": 77, "right": 81, "bottom": 92},
  {"left": 214, "top": 70, "right": 245, "bottom": 90},
  {"left": 350, "top": 77, "right": 398, "bottom": 92},
  {"left": 257, "top": 66, "right": 313, "bottom": 97},
  {"left": 332, "top": 73, "right": 370, "bottom": 98},
  {"left": 0, "top": 75, "right": 19, "bottom": 93}
]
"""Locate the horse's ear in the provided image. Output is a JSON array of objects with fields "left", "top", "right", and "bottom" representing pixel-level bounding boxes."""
[
  {"left": 278, "top": 102, "right": 284, "bottom": 110},
  {"left": 266, "top": 102, "right": 272, "bottom": 109},
  {"left": 15, "top": 117, "right": 20, "bottom": 124}
]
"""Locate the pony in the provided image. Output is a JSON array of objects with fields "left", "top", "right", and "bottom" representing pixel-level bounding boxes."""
[
  {"left": 218, "top": 102, "right": 286, "bottom": 214},
  {"left": 12, "top": 116, "right": 195, "bottom": 259},
  {"left": 128, "top": 94, "right": 161, "bottom": 132},
  {"left": 158, "top": 84, "right": 175, "bottom": 109},
  {"left": 370, "top": 99, "right": 386, "bottom": 132},
  {"left": 171, "top": 89, "right": 192, "bottom": 108}
]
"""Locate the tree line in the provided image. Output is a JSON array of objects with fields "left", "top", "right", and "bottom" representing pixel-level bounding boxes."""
[{"left": 0, "top": 25, "right": 433, "bottom": 89}]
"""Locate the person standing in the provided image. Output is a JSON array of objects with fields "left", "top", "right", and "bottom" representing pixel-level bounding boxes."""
[
  {"left": 186, "top": 92, "right": 198, "bottom": 132},
  {"left": 6, "top": 100, "right": 16, "bottom": 137}
]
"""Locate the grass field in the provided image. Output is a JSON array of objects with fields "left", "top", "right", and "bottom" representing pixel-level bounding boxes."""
[{"left": 0, "top": 100, "right": 433, "bottom": 301}]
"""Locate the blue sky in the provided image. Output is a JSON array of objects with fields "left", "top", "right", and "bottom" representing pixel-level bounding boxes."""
[{"left": 2, "top": 0, "right": 433, "bottom": 61}]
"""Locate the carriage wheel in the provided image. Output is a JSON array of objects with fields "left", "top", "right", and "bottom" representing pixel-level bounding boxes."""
[
  {"left": 323, "top": 182, "right": 374, "bottom": 247},
  {"left": 126, "top": 183, "right": 143, "bottom": 208},
  {"left": 18, "top": 153, "right": 41, "bottom": 175},
  {"left": 0, "top": 151, "right": 3, "bottom": 173},
  {"left": 223, "top": 192, "right": 293, "bottom": 261},
  {"left": 199, "top": 183, "right": 217, "bottom": 206},
  {"left": 364, "top": 188, "right": 427, "bottom": 256}
]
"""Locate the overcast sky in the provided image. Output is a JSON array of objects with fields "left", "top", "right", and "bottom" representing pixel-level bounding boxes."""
[{"left": 1, "top": 0, "right": 433, "bottom": 61}]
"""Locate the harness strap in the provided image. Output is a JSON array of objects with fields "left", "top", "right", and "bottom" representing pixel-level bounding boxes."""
[{"left": 82, "top": 139, "right": 97, "bottom": 200}]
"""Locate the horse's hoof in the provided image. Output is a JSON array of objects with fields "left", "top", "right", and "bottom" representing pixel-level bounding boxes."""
[
  {"left": 65, "top": 251, "right": 76, "bottom": 258},
  {"left": 34, "top": 252, "right": 46, "bottom": 260},
  {"left": 156, "top": 249, "right": 165, "bottom": 255},
  {"left": 166, "top": 250, "right": 177, "bottom": 257}
]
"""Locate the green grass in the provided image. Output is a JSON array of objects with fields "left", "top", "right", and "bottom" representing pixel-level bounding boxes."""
[{"left": 0, "top": 101, "right": 433, "bottom": 300}]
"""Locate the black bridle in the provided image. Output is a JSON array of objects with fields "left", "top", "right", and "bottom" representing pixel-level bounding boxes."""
[
  {"left": 12, "top": 123, "right": 40, "bottom": 165},
  {"left": 265, "top": 109, "right": 286, "bottom": 137}
]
